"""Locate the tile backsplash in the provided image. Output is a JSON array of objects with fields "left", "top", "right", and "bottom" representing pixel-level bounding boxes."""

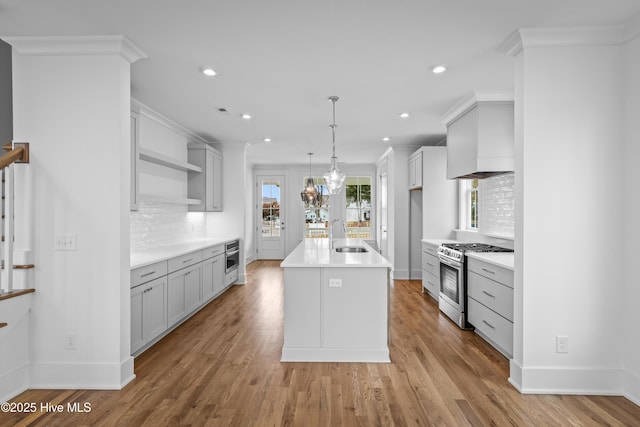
[
  {"left": 480, "top": 173, "right": 515, "bottom": 238},
  {"left": 130, "top": 202, "right": 206, "bottom": 252}
]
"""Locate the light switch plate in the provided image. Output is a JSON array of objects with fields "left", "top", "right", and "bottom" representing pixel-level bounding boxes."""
[
  {"left": 54, "top": 234, "right": 77, "bottom": 251},
  {"left": 556, "top": 335, "right": 569, "bottom": 353}
]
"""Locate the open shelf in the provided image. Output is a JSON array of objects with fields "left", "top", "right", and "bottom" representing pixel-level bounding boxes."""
[{"left": 139, "top": 148, "right": 202, "bottom": 173}]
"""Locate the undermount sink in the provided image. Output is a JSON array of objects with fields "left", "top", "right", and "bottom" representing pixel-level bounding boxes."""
[{"left": 335, "top": 246, "right": 368, "bottom": 253}]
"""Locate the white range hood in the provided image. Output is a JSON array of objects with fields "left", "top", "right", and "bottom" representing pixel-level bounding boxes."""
[{"left": 441, "top": 92, "right": 514, "bottom": 179}]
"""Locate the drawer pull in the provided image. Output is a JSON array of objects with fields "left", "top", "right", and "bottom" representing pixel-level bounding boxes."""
[
  {"left": 482, "top": 320, "right": 496, "bottom": 330},
  {"left": 482, "top": 268, "right": 496, "bottom": 275},
  {"left": 183, "top": 258, "right": 193, "bottom": 263},
  {"left": 426, "top": 263, "right": 434, "bottom": 267},
  {"left": 482, "top": 290, "right": 496, "bottom": 298},
  {"left": 140, "top": 270, "right": 156, "bottom": 277}
]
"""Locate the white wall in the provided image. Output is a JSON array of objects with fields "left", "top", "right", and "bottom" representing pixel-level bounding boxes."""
[
  {"left": 8, "top": 36, "right": 141, "bottom": 390},
  {"left": 507, "top": 29, "right": 626, "bottom": 395},
  {"left": 623, "top": 28, "right": 640, "bottom": 404}
]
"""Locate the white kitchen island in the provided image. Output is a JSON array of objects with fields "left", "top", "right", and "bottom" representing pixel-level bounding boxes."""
[{"left": 280, "top": 238, "right": 392, "bottom": 363}]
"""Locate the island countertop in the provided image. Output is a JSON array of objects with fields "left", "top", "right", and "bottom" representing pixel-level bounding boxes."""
[{"left": 280, "top": 238, "right": 391, "bottom": 268}]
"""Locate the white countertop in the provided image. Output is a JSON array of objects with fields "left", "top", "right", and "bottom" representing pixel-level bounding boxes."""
[
  {"left": 130, "top": 237, "right": 237, "bottom": 270},
  {"left": 466, "top": 252, "right": 514, "bottom": 270},
  {"left": 422, "top": 238, "right": 460, "bottom": 246},
  {"left": 281, "top": 238, "right": 392, "bottom": 268}
]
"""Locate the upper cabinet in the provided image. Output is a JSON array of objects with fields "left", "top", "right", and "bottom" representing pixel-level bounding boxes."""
[
  {"left": 408, "top": 150, "right": 423, "bottom": 190},
  {"left": 188, "top": 144, "right": 223, "bottom": 212},
  {"left": 441, "top": 92, "right": 514, "bottom": 180}
]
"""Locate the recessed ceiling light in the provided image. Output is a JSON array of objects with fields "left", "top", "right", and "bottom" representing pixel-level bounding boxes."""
[
  {"left": 382, "top": 137, "right": 391, "bottom": 142},
  {"left": 241, "top": 113, "right": 253, "bottom": 120},
  {"left": 399, "top": 112, "right": 410, "bottom": 119},
  {"left": 263, "top": 138, "right": 272, "bottom": 143},
  {"left": 429, "top": 64, "right": 447, "bottom": 74},
  {"left": 201, "top": 67, "right": 218, "bottom": 77}
]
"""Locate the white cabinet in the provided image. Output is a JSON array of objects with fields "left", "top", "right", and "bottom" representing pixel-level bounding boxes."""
[
  {"left": 467, "top": 257, "right": 514, "bottom": 358},
  {"left": 202, "top": 253, "right": 225, "bottom": 302},
  {"left": 168, "top": 263, "right": 202, "bottom": 327},
  {"left": 408, "top": 150, "right": 423, "bottom": 189},
  {"left": 421, "top": 242, "right": 440, "bottom": 299},
  {"left": 188, "top": 145, "right": 223, "bottom": 212},
  {"left": 130, "top": 275, "right": 168, "bottom": 354}
]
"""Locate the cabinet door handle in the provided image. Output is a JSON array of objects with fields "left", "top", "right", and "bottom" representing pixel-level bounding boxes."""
[
  {"left": 140, "top": 270, "right": 156, "bottom": 277},
  {"left": 482, "top": 290, "right": 496, "bottom": 298},
  {"left": 482, "top": 320, "right": 496, "bottom": 330},
  {"left": 482, "top": 268, "right": 496, "bottom": 275}
]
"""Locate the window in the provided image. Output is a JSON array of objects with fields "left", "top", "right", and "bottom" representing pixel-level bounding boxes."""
[
  {"left": 303, "top": 177, "right": 329, "bottom": 238},
  {"left": 461, "top": 179, "right": 479, "bottom": 231},
  {"left": 261, "top": 180, "right": 281, "bottom": 237},
  {"left": 345, "top": 177, "right": 371, "bottom": 239}
]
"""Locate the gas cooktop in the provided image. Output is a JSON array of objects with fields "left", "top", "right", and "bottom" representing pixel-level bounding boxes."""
[{"left": 440, "top": 243, "right": 513, "bottom": 253}]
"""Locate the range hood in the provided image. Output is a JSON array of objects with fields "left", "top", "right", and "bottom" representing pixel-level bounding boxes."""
[{"left": 441, "top": 92, "right": 514, "bottom": 180}]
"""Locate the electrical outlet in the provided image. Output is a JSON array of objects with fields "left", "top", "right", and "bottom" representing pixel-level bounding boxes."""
[
  {"left": 556, "top": 335, "right": 568, "bottom": 353},
  {"left": 65, "top": 333, "right": 77, "bottom": 350},
  {"left": 329, "top": 278, "right": 342, "bottom": 288},
  {"left": 54, "top": 234, "right": 77, "bottom": 251}
]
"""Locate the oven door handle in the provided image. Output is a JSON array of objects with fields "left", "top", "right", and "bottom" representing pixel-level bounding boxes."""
[
  {"left": 226, "top": 249, "right": 240, "bottom": 256},
  {"left": 439, "top": 256, "right": 462, "bottom": 269}
]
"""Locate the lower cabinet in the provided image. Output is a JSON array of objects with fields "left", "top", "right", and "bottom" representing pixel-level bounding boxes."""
[
  {"left": 467, "top": 257, "right": 514, "bottom": 358},
  {"left": 131, "top": 242, "right": 237, "bottom": 356},
  {"left": 131, "top": 276, "right": 168, "bottom": 354},
  {"left": 202, "top": 253, "right": 225, "bottom": 302},
  {"left": 168, "top": 263, "right": 202, "bottom": 328},
  {"left": 422, "top": 242, "right": 440, "bottom": 299}
]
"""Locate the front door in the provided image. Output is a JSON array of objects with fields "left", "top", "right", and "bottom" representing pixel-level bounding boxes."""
[{"left": 257, "top": 175, "right": 285, "bottom": 259}]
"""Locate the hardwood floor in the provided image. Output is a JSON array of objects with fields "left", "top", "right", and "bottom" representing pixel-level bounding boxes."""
[{"left": 3, "top": 260, "right": 640, "bottom": 426}]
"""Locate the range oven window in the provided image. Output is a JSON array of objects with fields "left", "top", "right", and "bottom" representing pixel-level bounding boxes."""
[{"left": 440, "top": 263, "right": 461, "bottom": 306}]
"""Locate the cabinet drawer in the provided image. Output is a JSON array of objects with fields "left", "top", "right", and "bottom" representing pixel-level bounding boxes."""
[
  {"left": 422, "top": 269, "right": 439, "bottom": 297},
  {"left": 225, "top": 269, "right": 238, "bottom": 287},
  {"left": 468, "top": 298, "right": 513, "bottom": 357},
  {"left": 467, "top": 258, "right": 513, "bottom": 288},
  {"left": 168, "top": 250, "right": 203, "bottom": 273},
  {"left": 422, "top": 242, "right": 439, "bottom": 257},
  {"left": 202, "top": 244, "right": 225, "bottom": 260},
  {"left": 422, "top": 252, "right": 439, "bottom": 277},
  {"left": 467, "top": 271, "right": 513, "bottom": 321},
  {"left": 131, "top": 261, "right": 168, "bottom": 288}
]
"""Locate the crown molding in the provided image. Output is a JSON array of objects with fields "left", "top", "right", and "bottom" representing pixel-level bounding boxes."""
[
  {"left": 499, "top": 17, "right": 640, "bottom": 57},
  {"left": 440, "top": 90, "right": 513, "bottom": 126},
  {"left": 0, "top": 35, "right": 146, "bottom": 63}
]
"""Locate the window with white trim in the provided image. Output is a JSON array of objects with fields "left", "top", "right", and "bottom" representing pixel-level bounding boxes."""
[{"left": 461, "top": 179, "right": 479, "bottom": 231}]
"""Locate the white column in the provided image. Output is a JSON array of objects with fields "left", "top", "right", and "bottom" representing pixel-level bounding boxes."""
[{"left": 3, "top": 35, "right": 145, "bottom": 389}]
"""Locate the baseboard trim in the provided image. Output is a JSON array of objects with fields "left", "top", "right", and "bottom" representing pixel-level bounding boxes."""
[
  {"left": 30, "top": 359, "right": 134, "bottom": 390},
  {"left": 623, "top": 368, "right": 640, "bottom": 406},
  {"left": 516, "top": 365, "right": 623, "bottom": 395},
  {"left": 0, "top": 362, "right": 30, "bottom": 402},
  {"left": 281, "top": 347, "right": 390, "bottom": 363}
]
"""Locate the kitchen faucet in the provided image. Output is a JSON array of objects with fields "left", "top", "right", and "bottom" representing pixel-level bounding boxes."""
[{"left": 329, "top": 218, "right": 346, "bottom": 249}]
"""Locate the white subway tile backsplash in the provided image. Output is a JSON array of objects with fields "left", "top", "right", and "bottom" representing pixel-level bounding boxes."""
[
  {"left": 130, "top": 201, "right": 206, "bottom": 252},
  {"left": 480, "top": 173, "right": 515, "bottom": 238}
]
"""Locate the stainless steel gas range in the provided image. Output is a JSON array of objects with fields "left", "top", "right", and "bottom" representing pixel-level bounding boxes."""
[{"left": 437, "top": 243, "right": 513, "bottom": 329}]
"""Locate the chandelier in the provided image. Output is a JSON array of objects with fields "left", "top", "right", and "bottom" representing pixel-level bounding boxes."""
[
  {"left": 323, "top": 96, "right": 346, "bottom": 195},
  {"left": 301, "top": 152, "right": 323, "bottom": 207}
]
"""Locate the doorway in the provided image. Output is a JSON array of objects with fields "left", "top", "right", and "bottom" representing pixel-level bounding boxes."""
[{"left": 257, "top": 175, "right": 285, "bottom": 259}]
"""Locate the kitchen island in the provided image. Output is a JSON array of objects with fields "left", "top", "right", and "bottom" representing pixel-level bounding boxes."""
[{"left": 280, "top": 238, "right": 392, "bottom": 363}]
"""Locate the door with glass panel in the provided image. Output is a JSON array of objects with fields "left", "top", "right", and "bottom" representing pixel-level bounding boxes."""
[{"left": 257, "top": 176, "right": 285, "bottom": 259}]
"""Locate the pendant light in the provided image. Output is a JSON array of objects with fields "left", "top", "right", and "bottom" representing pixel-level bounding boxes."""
[
  {"left": 323, "top": 96, "right": 346, "bottom": 195},
  {"left": 301, "top": 152, "right": 323, "bottom": 207}
]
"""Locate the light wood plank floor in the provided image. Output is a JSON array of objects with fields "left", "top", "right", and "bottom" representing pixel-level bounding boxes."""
[{"left": 3, "top": 260, "right": 640, "bottom": 426}]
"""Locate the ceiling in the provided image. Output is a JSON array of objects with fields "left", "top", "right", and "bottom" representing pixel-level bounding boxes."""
[{"left": 1, "top": 0, "right": 639, "bottom": 166}]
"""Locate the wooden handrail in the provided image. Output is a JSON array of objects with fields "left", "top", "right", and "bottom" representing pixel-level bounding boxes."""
[
  {"left": 0, "top": 288, "right": 35, "bottom": 301},
  {"left": 0, "top": 142, "right": 29, "bottom": 170},
  {"left": 0, "top": 322, "right": 7, "bottom": 328},
  {"left": 1, "top": 264, "right": 35, "bottom": 270}
]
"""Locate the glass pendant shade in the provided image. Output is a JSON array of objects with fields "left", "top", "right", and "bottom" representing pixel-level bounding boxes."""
[
  {"left": 301, "top": 153, "right": 323, "bottom": 207},
  {"left": 323, "top": 157, "right": 345, "bottom": 195}
]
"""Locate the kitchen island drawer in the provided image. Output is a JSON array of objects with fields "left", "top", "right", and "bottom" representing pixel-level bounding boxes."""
[
  {"left": 467, "top": 271, "right": 513, "bottom": 321},
  {"left": 467, "top": 257, "right": 513, "bottom": 288},
  {"left": 131, "top": 261, "right": 168, "bottom": 288},
  {"left": 422, "top": 252, "right": 439, "bottom": 277},
  {"left": 468, "top": 298, "right": 513, "bottom": 358},
  {"left": 202, "top": 244, "right": 225, "bottom": 260},
  {"left": 168, "top": 250, "right": 203, "bottom": 273}
]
